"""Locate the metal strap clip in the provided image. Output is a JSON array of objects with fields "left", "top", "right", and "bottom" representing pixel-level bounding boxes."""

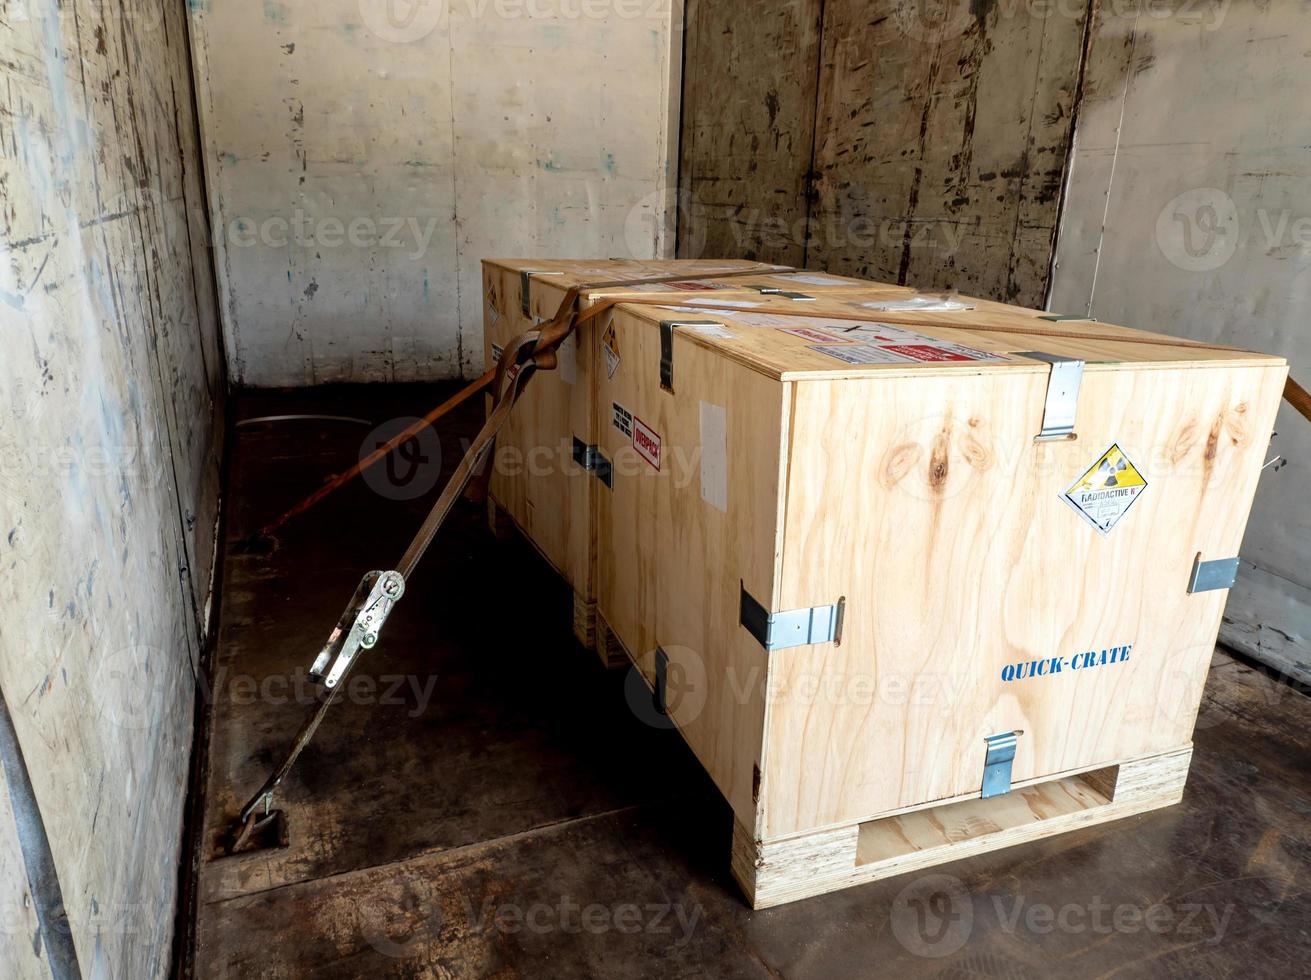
[
  {"left": 1019, "top": 351, "right": 1084, "bottom": 442},
  {"left": 659, "top": 319, "right": 721, "bottom": 393},
  {"left": 982, "top": 731, "right": 1020, "bottom": 799},
  {"left": 1187, "top": 554, "right": 1240, "bottom": 594},
  {"left": 755, "top": 287, "right": 814, "bottom": 300},
  {"left": 740, "top": 585, "right": 844, "bottom": 651},
  {"left": 520, "top": 269, "right": 564, "bottom": 315}
]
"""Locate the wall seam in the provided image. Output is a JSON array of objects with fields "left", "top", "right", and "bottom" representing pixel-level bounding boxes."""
[
  {"left": 1043, "top": 0, "right": 1100, "bottom": 311},
  {"left": 800, "top": 0, "right": 827, "bottom": 270},
  {"left": 1082, "top": 6, "right": 1137, "bottom": 318}
]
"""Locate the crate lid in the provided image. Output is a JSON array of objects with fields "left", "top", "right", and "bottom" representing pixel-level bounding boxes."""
[
  {"left": 481, "top": 258, "right": 899, "bottom": 301},
  {"left": 482, "top": 257, "right": 787, "bottom": 288},
  {"left": 612, "top": 291, "right": 1285, "bottom": 380}
]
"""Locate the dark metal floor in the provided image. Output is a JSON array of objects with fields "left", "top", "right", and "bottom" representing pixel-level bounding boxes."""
[{"left": 189, "top": 383, "right": 1311, "bottom": 978}]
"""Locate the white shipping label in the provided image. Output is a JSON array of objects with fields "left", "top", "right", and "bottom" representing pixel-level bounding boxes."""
[
  {"left": 685, "top": 324, "right": 735, "bottom": 339},
  {"left": 676, "top": 298, "right": 762, "bottom": 308},
  {"left": 558, "top": 331, "right": 577, "bottom": 385},
  {"left": 807, "top": 343, "right": 920, "bottom": 365},
  {"left": 821, "top": 321, "right": 941, "bottom": 344},
  {"left": 856, "top": 296, "right": 974, "bottom": 312},
  {"left": 782, "top": 273, "right": 853, "bottom": 286},
  {"left": 699, "top": 402, "right": 728, "bottom": 512}
]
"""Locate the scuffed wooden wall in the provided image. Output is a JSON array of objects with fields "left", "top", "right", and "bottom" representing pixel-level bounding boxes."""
[
  {"left": 0, "top": 0, "right": 224, "bottom": 975},
  {"left": 188, "top": 0, "right": 683, "bottom": 387},
  {"left": 679, "top": 0, "right": 1087, "bottom": 307},
  {"left": 1050, "top": 0, "right": 1309, "bottom": 681},
  {"left": 677, "top": 0, "right": 822, "bottom": 268}
]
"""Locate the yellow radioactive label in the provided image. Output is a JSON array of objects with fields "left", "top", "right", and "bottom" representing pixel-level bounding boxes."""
[
  {"left": 601, "top": 322, "right": 621, "bottom": 378},
  {"left": 1062, "top": 443, "right": 1148, "bottom": 535}
]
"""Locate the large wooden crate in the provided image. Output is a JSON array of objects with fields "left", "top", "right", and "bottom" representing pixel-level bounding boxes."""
[
  {"left": 584, "top": 293, "right": 1286, "bottom": 906},
  {"left": 481, "top": 259, "right": 891, "bottom": 650}
]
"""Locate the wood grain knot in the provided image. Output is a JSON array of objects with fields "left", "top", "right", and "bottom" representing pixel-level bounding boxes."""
[{"left": 881, "top": 443, "right": 922, "bottom": 489}]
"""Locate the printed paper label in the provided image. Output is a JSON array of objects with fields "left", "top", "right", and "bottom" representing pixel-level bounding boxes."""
[
  {"left": 880, "top": 342, "right": 997, "bottom": 362},
  {"left": 612, "top": 401, "right": 633, "bottom": 438},
  {"left": 699, "top": 402, "right": 728, "bottom": 512},
  {"left": 1062, "top": 443, "right": 1148, "bottom": 535},
  {"left": 601, "top": 322, "right": 621, "bottom": 379},
  {"left": 807, "top": 343, "right": 922, "bottom": 365},
  {"left": 660, "top": 299, "right": 763, "bottom": 309},
  {"left": 782, "top": 273, "right": 853, "bottom": 287},
  {"left": 558, "top": 331, "right": 577, "bottom": 384},
  {"left": 683, "top": 323, "right": 735, "bottom": 339},
  {"left": 632, "top": 416, "right": 662, "bottom": 471},
  {"left": 781, "top": 327, "right": 858, "bottom": 344}
]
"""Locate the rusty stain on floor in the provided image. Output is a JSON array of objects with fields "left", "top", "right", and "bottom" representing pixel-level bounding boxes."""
[{"left": 189, "top": 383, "right": 1311, "bottom": 978}]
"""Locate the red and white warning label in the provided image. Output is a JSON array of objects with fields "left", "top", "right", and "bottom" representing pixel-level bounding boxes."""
[
  {"left": 632, "top": 416, "right": 662, "bottom": 471},
  {"left": 780, "top": 326, "right": 857, "bottom": 344},
  {"left": 807, "top": 339, "right": 1005, "bottom": 365}
]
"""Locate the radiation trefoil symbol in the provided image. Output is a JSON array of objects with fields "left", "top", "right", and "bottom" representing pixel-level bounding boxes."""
[{"left": 1062, "top": 443, "right": 1149, "bottom": 535}]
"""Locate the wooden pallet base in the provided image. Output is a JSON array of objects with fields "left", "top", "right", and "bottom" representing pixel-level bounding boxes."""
[
  {"left": 593, "top": 612, "right": 629, "bottom": 670},
  {"left": 571, "top": 591, "right": 596, "bottom": 651},
  {"left": 732, "top": 746, "right": 1192, "bottom": 909}
]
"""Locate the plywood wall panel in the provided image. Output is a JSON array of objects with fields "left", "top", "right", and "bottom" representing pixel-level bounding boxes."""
[
  {"left": 677, "top": 0, "right": 823, "bottom": 267},
  {"left": 0, "top": 1, "right": 225, "bottom": 976},
  {"left": 806, "top": 1, "right": 1086, "bottom": 305}
]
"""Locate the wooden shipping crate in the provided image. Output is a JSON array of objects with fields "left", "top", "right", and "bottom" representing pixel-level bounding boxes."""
[
  {"left": 587, "top": 296, "right": 1287, "bottom": 907},
  {"left": 481, "top": 259, "right": 892, "bottom": 651}
]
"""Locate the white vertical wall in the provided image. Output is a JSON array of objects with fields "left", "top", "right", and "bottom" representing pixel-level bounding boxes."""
[
  {"left": 1050, "top": 2, "right": 1310, "bottom": 680},
  {"left": 188, "top": 0, "right": 682, "bottom": 386}
]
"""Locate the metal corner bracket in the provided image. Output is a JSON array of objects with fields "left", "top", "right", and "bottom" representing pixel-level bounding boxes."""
[
  {"left": 739, "top": 585, "right": 844, "bottom": 651},
  {"left": 1187, "top": 554, "right": 1240, "bottom": 594}
]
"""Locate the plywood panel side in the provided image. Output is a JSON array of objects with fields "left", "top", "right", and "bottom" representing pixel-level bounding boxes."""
[
  {"left": 0, "top": 3, "right": 222, "bottom": 976},
  {"left": 762, "top": 362, "right": 1285, "bottom": 837},
  {"left": 595, "top": 310, "right": 787, "bottom": 825},
  {"left": 484, "top": 265, "right": 594, "bottom": 592}
]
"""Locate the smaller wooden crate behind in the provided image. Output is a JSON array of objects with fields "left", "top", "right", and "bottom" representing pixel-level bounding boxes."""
[
  {"left": 586, "top": 297, "right": 1285, "bottom": 906},
  {"left": 481, "top": 259, "right": 883, "bottom": 649}
]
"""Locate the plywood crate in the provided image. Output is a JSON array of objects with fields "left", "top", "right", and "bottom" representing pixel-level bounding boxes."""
[
  {"left": 481, "top": 259, "right": 893, "bottom": 653},
  {"left": 586, "top": 294, "right": 1286, "bottom": 907}
]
